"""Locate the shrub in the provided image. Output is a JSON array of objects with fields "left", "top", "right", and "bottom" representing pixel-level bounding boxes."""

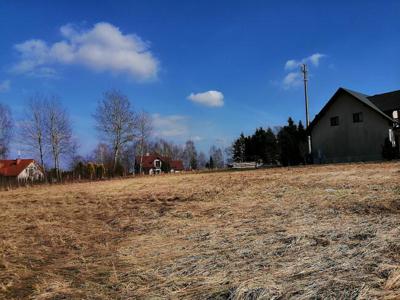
[
  {"left": 86, "top": 162, "right": 96, "bottom": 180},
  {"left": 96, "top": 164, "right": 106, "bottom": 179}
]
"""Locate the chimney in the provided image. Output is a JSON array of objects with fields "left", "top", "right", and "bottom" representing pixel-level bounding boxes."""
[{"left": 16, "top": 150, "right": 21, "bottom": 164}]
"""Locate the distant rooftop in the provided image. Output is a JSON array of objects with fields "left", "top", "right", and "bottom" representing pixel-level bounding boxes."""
[{"left": 367, "top": 90, "right": 400, "bottom": 112}]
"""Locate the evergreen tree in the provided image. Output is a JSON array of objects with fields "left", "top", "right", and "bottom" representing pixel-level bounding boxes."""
[
  {"left": 190, "top": 156, "right": 198, "bottom": 170},
  {"left": 232, "top": 133, "right": 246, "bottom": 162},
  {"left": 230, "top": 118, "right": 308, "bottom": 166},
  {"left": 208, "top": 156, "right": 214, "bottom": 169},
  {"left": 264, "top": 128, "right": 279, "bottom": 164},
  {"left": 297, "top": 121, "right": 308, "bottom": 164},
  {"left": 277, "top": 118, "right": 308, "bottom": 166}
]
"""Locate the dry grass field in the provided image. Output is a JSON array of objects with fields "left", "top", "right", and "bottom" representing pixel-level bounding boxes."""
[{"left": 1, "top": 162, "right": 400, "bottom": 299}]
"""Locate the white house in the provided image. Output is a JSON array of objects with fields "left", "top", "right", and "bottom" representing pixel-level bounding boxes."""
[{"left": 0, "top": 159, "right": 44, "bottom": 182}]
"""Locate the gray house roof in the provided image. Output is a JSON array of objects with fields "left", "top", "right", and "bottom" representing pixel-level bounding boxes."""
[
  {"left": 368, "top": 90, "right": 400, "bottom": 112},
  {"left": 309, "top": 87, "right": 395, "bottom": 131}
]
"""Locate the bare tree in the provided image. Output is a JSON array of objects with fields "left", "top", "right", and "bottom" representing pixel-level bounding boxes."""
[
  {"left": 0, "top": 103, "right": 12, "bottom": 158},
  {"left": 147, "top": 138, "right": 184, "bottom": 160},
  {"left": 45, "top": 97, "right": 73, "bottom": 180},
  {"left": 224, "top": 146, "right": 233, "bottom": 165},
  {"left": 93, "top": 90, "right": 136, "bottom": 174},
  {"left": 19, "top": 95, "right": 47, "bottom": 169},
  {"left": 121, "top": 144, "right": 136, "bottom": 175},
  {"left": 91, "top": 143, "right": 112, "bottom": 165},
  {"left": 136, "top": 111, "right": 153, "bottom": 174},
  {"left": 183, "top": 140, "right": 198, "bottom": 170},
  {"left": 171, "top": 143, "right": 184, "bottom": 160},
  {"left": 210, "top": 145, "right": 224, "bottom": 169},
  {"left": 197, "top": 151, "right": 207, "bottom": 169}
]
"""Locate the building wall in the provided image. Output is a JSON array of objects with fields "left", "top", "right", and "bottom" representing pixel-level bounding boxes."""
[
  {"left": 311, "top": 93, "right": 392, "bottom": 163},
  {"left": 16, "top": 162, "right": 44, "bottom": 181}
]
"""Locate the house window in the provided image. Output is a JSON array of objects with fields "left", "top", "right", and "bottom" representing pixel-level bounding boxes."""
[
  {"left": 353, "top": 112, "right": 363, "bottom": 123},
  {"left": 154, "top": 159, "right": 161, "bottom": 168},
  {"left": 330, "top": 116, "right": 339, "bottom": 126}
]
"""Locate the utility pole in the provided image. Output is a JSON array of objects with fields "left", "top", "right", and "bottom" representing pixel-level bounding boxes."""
[{"left": 301, "top": 63, "right": 312, "bottom": 156}]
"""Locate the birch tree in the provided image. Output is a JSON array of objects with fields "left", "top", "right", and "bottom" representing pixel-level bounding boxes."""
[
  {"left": 0, "top": 103, "right": 12, "bottom": 158},
  {"left": 136, "top": 111, "right": 152, "bottom": 174},
  {"left": 183, "top": 140, "right": 197, "bottom": 170},
  {"left": 197, "top": 151, "right": 207, "bottom": 169},
  {"left": 93, "top": 90, "right": 136, "bottom": 174},
  {"left": 210, "top": 145, "right": 224, "bottom": 168},
  {"left": 19, "top": 95, "right": 47, "bottom": 169},
  {"left": 45, "top": 98, "right": 73, "bottom": 180}
]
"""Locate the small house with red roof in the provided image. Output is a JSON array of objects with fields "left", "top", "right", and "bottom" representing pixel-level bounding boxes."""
[
  {"left": 170, "top": 160, "right": 184, "bottom": 173},
  {"left": 0, "top": 159, "right": 44, "bottom": 182},
  {"left": 135, "top": 153, "right": 184, "bottom": 175}
]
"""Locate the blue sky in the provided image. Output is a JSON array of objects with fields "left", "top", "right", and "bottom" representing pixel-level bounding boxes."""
[{"left": 1, "top": 0, "right": 400, "bottom": 155}]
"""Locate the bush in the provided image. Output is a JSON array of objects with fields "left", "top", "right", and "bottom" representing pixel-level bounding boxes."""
[
  {"left": 74, "top": 162, "right": 85, "bottom": 179},
  {"left": 161, "top": 160, "right": 171, "bottom": 173},
  {"left": 114, "top": 162, "right": 125, "bottom": 177},
  {"left": 96, "top": 164, "right": 106, "bottom": 179},
  {"left": 382, "top": 137, "right": 399, "bottom": 160},
  {"left": 86, "top": 162, "right": 96, "bottom": 179}
]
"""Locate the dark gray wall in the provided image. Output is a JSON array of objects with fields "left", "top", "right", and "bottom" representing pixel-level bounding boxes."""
[{"left": 311, "top": 93, "right": 391, "bottom": 163}]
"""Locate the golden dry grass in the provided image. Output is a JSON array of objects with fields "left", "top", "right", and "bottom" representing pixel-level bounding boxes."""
[{"left": 1, "top": 162, "right": 400, "bottom": 299}]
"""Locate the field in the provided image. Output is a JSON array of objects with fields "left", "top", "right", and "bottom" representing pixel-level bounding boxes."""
[{"left": 1, "top": 162, "right": 400, "bottom": 299}]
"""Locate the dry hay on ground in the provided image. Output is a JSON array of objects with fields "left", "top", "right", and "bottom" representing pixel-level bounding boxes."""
[{"left": 0, "top": 162, "right": 400, "bottom": 299}]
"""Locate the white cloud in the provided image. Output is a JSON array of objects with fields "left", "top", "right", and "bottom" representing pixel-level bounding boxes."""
[
  {"left": 308, "top": 53, "right": 325, "bottom": 67},
  {"left": 12, "top": 22, "right": 159, "bottom": 81},
  {"left": 283, "top": 72, "right": 302, "bottom": 89},
  {"left": 284, "top": 59, "right": 298, "bottom": 71},
  {"left": 284, "top": 53, "right": 326, "bottom": 71},
  {"left": 187, "top": 90, "right": 224, "bottom": 107},
  {"left": 190, "top": 135, "right": 202, "bottom": 142},
  {"left": 0, "top": 80, "right": 10, "bottom": 92},
  {"left": 282, "top": 52, "right": 326, "bottom": 89},
  {"left": 152, "top": 114, "right": 189, "bottom": 137}
]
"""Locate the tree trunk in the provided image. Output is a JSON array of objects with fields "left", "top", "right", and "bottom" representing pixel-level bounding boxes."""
[
  {"left": 139, "top": 141, "right": 144, "bottom": 174},
  {"left": 113, "top": 146, "right": 119, "bottom": 175}
]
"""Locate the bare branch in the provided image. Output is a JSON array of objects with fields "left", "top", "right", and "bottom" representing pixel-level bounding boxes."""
[
  {"left": 18, "top": 94, "right": 47, "bottom": 168},
  {"left": 93, "top": 89, "right": 137, "bottom": 174}
]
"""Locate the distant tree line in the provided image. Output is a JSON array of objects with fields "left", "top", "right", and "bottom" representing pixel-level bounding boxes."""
[
  {"left": 231, "top": 117, "right": 308, "bottom": 166},
  {"left": 0, "top": 89, "right": 227, "bottom": 182}
]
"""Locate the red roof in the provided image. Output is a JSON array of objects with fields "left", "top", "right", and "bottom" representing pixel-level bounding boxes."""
[
  {"left": 135, "top": 155, "right": 184, "bottom": 171},
  {"left": 170, "top": 160, "right": 184, "bottom": 171},
  {"left": 0, "top": 159, "right": 36, "bottom": 177},
  {"left": 136, "top": 155, "right": 165, "bottom": 169}
]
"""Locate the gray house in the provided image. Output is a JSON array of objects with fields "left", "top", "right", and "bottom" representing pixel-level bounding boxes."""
[{"left": 310, "top": 87, "right": 399, "bottom": 163}]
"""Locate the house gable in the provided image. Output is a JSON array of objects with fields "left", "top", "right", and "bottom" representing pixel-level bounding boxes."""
[
  {"left": 0, "top": 159, "right": 44, "bottom": 180},
  {"left": 309, "top": 87, "right": 393, "bottom": 132},
  {"left": 311, "top": 91, "right": 393, "bottom": 162}
]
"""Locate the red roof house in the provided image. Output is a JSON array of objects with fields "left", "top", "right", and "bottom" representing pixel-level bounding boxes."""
[
  {"left": 0, "top": 159, "right": 44, "bottom": 181},
  {"left": 170, "top": 160, "right": 184, "bottom": 172},
  {"left": 135, "top": 154, "right": 184, "bottom": 174}
]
